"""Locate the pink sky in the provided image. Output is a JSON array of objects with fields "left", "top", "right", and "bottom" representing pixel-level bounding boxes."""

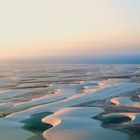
[{"left": 0, "top": 0, "right": 140, "bottom": 62}]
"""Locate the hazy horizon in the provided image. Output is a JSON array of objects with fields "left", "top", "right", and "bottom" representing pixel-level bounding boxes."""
[{"left": 0, "top": 0, "right": 140, "bottom": 64}]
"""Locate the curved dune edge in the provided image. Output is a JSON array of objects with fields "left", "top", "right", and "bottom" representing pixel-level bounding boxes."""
[
  {"left": 103, "top": 113, "right": 136, "bottom": 121},
  {"left": 123, "top": 113, "right": 136, "bottom": 121},
  {"left": 110, "top": 96, "right": 140, "bottom": 108},
  {"left": 41, "top": 107, "right": 104, "bottom": 140},
  {"left": 41, "top": 108, "right": 73, "bottom": 127},
  {"left": 42, "top": 129, "right": 93, "bottom": 140},
  {"left": 102, "top": 113, "right": 136, "bottom": 127},
  {"left": 42, "top": 116, "right": 61, "bottom": 127},
  {"left": 110, "top": 98, "right": 120, "bottom": 106}
]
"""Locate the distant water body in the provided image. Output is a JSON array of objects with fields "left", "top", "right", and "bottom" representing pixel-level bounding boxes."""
[{"left": 0, "top": 64, "right": 140, "bottom": 140}]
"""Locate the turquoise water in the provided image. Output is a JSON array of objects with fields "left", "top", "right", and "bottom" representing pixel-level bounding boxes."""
[{"left": 0, "top": 65, "right": 140, "bottom": 140}]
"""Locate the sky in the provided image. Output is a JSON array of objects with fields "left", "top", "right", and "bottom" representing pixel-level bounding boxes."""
[{"left": 0, "top": 0, "right": 140, "bottom": 64}]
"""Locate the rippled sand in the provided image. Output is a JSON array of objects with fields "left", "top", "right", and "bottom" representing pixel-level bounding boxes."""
[{"left": 0, "top": 64, "right": 140, "bottom": 140}]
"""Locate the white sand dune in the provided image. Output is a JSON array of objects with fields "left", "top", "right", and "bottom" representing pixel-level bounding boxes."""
[{"left": 0, "top": 65, "right": 140, "bottom": 140}]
